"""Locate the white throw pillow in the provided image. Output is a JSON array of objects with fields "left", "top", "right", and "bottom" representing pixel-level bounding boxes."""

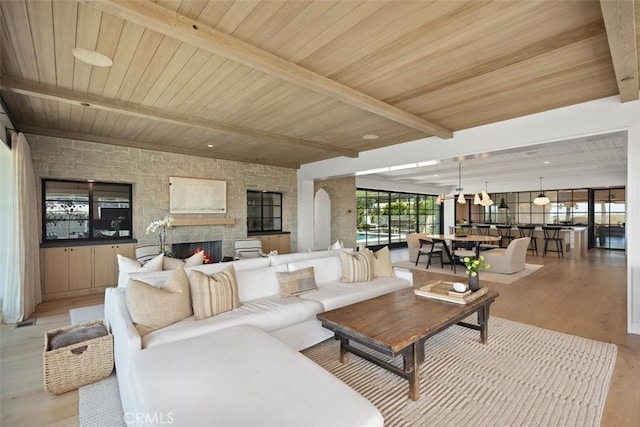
[
  {"left": 328, "top": 240, "right": 344, "bottom": 250},
  {"left": 185, "top": 250, "right": 205, "bottom": 266},
  {"left": 117, "top": 253, "right": 163, "bottom": 288}
]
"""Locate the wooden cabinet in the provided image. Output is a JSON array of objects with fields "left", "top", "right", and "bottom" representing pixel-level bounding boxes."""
[
  {"left": 41, "top": 242, "right": 135, "bottom": 300},
  {"left": 42, "top": 246, "right": 93, "bottom": 294},
  {"left": 256, "top": 234, "right": 290, "bottom": 255},
  {"left": 94, "top": 243, "right": 135, "bottom": 287}
]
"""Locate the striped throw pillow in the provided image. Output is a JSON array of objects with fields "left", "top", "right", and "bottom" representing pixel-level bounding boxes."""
[
  {"left": 189, "top": 265, "right": 241, "bottom": 320},
  {"left": 277, "top": 267, "right": 318, "bottom": 297},
  {"left": 339, "top": 250, "right": 373, "bottom": 283}
]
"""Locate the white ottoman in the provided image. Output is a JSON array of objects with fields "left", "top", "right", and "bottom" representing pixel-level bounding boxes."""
[{"left": 129, "top": 325, "right": 383, "bottom": 427}]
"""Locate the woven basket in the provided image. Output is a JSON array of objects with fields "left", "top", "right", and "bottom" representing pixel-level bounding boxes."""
[{"left": 43, "top": 319, "right": 114, "bottom": 395}]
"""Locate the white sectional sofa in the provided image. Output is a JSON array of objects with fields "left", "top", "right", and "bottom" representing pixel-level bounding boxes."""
[{"left": 105, "top": 250, "right": 413, "bottom": 426}]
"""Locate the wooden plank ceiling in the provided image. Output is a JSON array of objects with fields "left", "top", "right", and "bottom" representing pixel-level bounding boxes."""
[{"left": 1, "top": 0, "right": 638, "bottom": 168}]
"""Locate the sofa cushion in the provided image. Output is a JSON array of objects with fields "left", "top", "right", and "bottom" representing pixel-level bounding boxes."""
[
  {"left": 277, "top": 267, "right": 318, "bottom": 297},
  {"left": 125, "top": 267, "right": 192, "bottom": 335},
  {"left": 131, "top": 326, "right": 383, "bottom": 427},
  {"left": 288, "top": 256, "right": 342, "bottom": 284},
  {"left": 141, "top": 295, "right": 323, "bottom": 349},
  {"left": 189, "top": 266, "right": 240, "bottom": 320},
  {"left": 339, "top": 250, "right": 373, "bottom": 283},
  {"left": 300, "top": 277, "right": 411, "bottom": 311},
  {"left": 235, "top": 265, "right": 286, "bottom": 302},
  {"left": 269, "top": 250, "right": 337, "bottom": 266},
  {"left": 117, "top": 253, "right": 163, "bottom": 288}
]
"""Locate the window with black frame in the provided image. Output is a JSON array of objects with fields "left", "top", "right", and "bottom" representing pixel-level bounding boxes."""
[
  {"left": 43, "top": 179, "right": 132, "bottom": 242},
  {"left": 247, "top": 190, "right": 283, "bottom": 233},
  {"left": 356, "top": 189, "right": 441, "bottom": 248}
]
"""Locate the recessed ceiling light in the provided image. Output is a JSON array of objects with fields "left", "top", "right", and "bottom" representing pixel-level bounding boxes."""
[
  {"left": 207, "top": 144, "right": 213, "bottom": 148},
  {"left": 362, "top": 134, "right": 379, "bottom": 140},
  {"left": 72, "top": 48, "right": 113, "bottom": 67},
  {"left": 544, "top": 161, "right": 550, "bottom": 164}
]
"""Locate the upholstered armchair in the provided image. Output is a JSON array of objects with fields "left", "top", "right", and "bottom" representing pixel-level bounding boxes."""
[{"left": 482, "top": 237, "right": 530, "bottom": 274}]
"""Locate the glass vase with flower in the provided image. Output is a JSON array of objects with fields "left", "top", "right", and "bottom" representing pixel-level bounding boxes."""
[{"left": 463, "top": 255, "right": 489, "bottom": 292}]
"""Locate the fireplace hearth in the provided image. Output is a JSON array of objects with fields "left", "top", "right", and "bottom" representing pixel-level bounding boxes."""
[{"left": 172, "top": 240, "right": 222, "bottom": 264}]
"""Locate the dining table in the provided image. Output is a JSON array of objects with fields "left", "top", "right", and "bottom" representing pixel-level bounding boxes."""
[{"left": 426, "top": 234, "right": 501, "bottom": 272}]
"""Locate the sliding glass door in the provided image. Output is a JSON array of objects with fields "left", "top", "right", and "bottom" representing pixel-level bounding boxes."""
[{"left": 593, "top": 188, "right": 625, "bottom": 250}]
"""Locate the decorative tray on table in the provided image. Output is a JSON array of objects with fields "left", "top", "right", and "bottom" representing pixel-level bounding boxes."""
[{"left": 414, "top": 280, "right": 488, "bottom": 304}]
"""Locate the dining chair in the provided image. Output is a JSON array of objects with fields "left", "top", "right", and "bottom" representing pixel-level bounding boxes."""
[{"left": 415, "top": 238, "right": 443, "bottom": 269}]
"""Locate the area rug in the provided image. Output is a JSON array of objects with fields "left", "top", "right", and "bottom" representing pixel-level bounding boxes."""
[
  {"left": 302, "top": 317, "right": 616, "bottom": 426},
  {"left": 72, "top": 306, "right": 616, "bottom": 427},
  {"left": 394, "top": 260, "right": 543, "bottom": 284}
]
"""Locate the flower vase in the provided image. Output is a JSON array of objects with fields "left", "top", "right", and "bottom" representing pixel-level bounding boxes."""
[{"left": 469, "top": 274, "right": 480, "bottom": 292}]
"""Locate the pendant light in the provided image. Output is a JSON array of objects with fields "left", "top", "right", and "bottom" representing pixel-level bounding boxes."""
[
  {"left": 456, "top": 162, "right": 466, "bottom": 205},
  {"left": 498, "top": 197, "right": 509, "bottom": 210},
  {"left": 533, "top": 177, "right": 550, "bottom": 206},
  {"left": 481, "top": 181, "right": 494, "bottom": 207}
]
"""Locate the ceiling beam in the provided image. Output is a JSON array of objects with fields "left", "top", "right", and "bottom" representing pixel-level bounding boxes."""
[
  {"left": 18, "top": 125, "right": 301, "bottom": 169},
  {"left": 599, "top": 0, "right": 639, "bottom": 102},
  {"left": 1, "top": 77, "right": 358, "bottom": 158},
  {"left": 79, "top": 0, "right": 453, "bottom": 139}
]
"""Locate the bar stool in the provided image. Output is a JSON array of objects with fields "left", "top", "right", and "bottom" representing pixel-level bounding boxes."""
[
  {"left": 517, "top": 225, "right": 538, "bottom": 256},
  {"left": 475, "top": 224, "right": 490, "bottom": 235},
  {"left": 496, "top": 225, "right": 514, "bottom": 248},
  {"left": 542, "top": 226, "right": 564, "bottom": 257},
  {"left": 415, "top": 238, "right": 443, "bottom": 269}
]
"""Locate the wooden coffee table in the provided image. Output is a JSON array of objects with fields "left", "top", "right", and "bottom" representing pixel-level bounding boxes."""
[{"left": 316, "top": 285, "right": 499, "bottom": 401}]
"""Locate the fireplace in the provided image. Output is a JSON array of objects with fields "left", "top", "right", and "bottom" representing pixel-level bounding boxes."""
[{"left": 172, "top": 240, "right": 222, "bottom": 264}]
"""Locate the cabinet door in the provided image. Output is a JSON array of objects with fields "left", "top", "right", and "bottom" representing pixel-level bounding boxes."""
[
  {"left": 259, "top": 236, "right": 275, "bottom": 253},
  {"left": 93, "top": 245, "right": 116, "bottom": 287},
  {"left": 113, "top": 243, "right": 135, "bottom": 283},
  {"left": 68, "top": 246, "right": 93, "bottom": 290},
  {"left": 43, "top": 247, "right": 70, "bottom": 294},
  {"left": 93, "top": 243, "right": 135, "bottom": 287},
  {"left": 276, "top": 235, "right": 290, "bottom": 254}
]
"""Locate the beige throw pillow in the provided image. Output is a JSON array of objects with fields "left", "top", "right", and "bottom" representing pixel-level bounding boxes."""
[
  {"left": 125, "top": 267, "right": 192, "bottom": 336},
  {"left": 189, "top": 265, "right": 240, "bottom": 320},
  {"left": 339, "top": 250, "right": 373, "bottom": 283},
  {"left": 277, "top": 267, "right": 318, "bottom": 297},
  {"left": 362, "top": 246, "right": 395, "bottom": 278}
]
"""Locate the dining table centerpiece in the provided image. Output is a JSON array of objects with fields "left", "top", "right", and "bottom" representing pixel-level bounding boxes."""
[{"left": 463, "top": 255, "right": 489, "bottom": 292}]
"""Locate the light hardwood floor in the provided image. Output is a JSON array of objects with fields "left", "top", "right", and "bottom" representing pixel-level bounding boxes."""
[{"left": 1, "top": 250, "right": 638, "bottom": 426}]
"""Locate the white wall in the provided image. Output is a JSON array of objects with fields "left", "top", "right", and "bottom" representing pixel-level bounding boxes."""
[{"left": 298, "top": 96, "right": 640, "bottom": 334}]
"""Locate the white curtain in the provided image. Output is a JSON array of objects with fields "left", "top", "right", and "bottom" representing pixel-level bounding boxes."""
[{"left": 2, "top": 133, "right": 42, "bottom": 323}]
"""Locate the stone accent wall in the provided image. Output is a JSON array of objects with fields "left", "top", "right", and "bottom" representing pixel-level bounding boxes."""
[
  {"left": 28, "top": 135, "right": 297, "bottom": 258},
  {"left": 314, "top": 177, "right": 356, "bottom": 248}
]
